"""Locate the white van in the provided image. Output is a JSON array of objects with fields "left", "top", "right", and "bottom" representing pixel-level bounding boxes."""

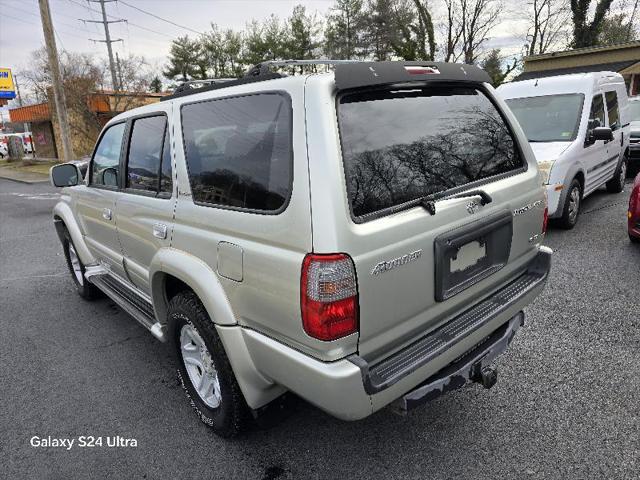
[{"left": 498, "top": 72, "right": 630, "bottom": 228}]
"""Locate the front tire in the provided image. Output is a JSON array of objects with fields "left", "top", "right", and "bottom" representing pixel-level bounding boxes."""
[
  {"left": 62, "top": 229, "right": 99, "bottom": 300},
  {"left": 606, "top": 158, "right": 627, "bottom": 193},
  {"left": 556, "top": 179, "right": 582, "bottom": 230},
  {"left": 169, "top": 291, "right": 251, "bottom": 437}
]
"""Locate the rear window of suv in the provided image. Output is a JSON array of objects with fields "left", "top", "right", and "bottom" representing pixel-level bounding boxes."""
[
  {"left": 338, "top": 86, "right": 524, "bottom": 219},
  {"left": 181, "top": 93, "right": 292, "bottom": 212}
]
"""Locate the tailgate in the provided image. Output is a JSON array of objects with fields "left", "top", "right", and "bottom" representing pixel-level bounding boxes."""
[{"left": 330, "top": 83, "right": 545, "bottom": 361}]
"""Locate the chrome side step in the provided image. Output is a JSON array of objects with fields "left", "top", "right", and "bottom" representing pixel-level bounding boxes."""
[
  {"left": 83, "top": 264, "right": 109, "bottom": 279},
  {"left": 89, "top": 274, "right": 167, "bottom": 342}
]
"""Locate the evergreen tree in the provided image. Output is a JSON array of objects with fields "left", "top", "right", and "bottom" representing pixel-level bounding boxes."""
[
  {"left": 284, "top": 5, "right": 322, "bottom": 62},
  {"left": 163, "top": 35, "right": 202, "bottom": 82},
  {"left": 149, "top": 76, "right": 162, "bottom": 93},
  {"left": 570, "top": 0, "right": 615, "bottom": 48},
  {"left": 324, "top": 0, "right": 367, "bottom": 59},
  {"left": 480, "top": 49, "right": 517, "bottom": 87}
]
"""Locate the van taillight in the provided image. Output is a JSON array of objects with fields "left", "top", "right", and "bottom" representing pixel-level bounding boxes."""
[{"left": 301, "top": 253, "right": 358, "bottom": 341}]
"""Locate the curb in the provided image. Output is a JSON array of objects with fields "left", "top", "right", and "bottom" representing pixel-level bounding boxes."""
[{"left": 0, "top": 173, "right": 49, "bottom": 184}]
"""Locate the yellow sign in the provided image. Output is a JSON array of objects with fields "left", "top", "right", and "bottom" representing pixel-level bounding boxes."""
[{"left": 0, "top": 68, "right": 16, "bottom": 99}]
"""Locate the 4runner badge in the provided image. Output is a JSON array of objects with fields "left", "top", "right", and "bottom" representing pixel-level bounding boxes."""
[
  {"left": 466, "top": 201, "right": 479, "bottom": 214},
  {"left": 513, "top": 200, "right": 543, "bottom": 216},
  {"left": 371, "top": 249, "right": 423, "bottom": 276}
]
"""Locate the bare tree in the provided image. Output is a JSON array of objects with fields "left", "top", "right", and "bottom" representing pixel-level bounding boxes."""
[
  {"left": 441, "top": 0, "right": 501, "bottom": 64},
  {"left": 459, "top": 0, "right": 502, "bottom": 64},
  {"left": 443, "top": 0, "right": 463, "bottom": 61},
  {"left": 526, "top": 0, "right": 570, "bottom": 56}
]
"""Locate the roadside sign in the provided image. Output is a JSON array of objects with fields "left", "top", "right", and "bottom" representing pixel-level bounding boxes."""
[{"left": 0, "top": 68, "right": 17, "bottom": 100}]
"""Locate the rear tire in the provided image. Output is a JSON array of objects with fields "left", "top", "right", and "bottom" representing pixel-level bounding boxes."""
[
  {"left": 169, "top": 291, "right": 251, "bottom": 437},
  {"left": 606, "top": 158, "right": 627, "bottom": 193},
  {"left": 556, "top": 179, "right": 582, "bottom": 230},
  {"left": 630, "top": 234, "right": 640, "bottom": 244},
  {"left": 62, "top": 229, "right": 99, "bottom": 300}
]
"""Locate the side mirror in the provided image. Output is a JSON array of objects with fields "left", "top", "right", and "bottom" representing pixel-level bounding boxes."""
[
  {"left": 589, "top": 126, "right": 613, "bottom": 142},
  {"left": 101, "top": 167, "right": 118, "bottom": 186},
  {"left": 50, "top": 163, "right": 80, "bottom": 187}
]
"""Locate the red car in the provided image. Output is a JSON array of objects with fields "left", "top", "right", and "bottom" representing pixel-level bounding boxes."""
[{"left": 629, "top": 173, "right": 640, "bottom": 243}]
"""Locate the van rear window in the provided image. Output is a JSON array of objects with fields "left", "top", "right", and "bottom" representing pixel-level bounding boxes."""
[{"left": 338, "top": 86, "right": 523, "bottom": 219}]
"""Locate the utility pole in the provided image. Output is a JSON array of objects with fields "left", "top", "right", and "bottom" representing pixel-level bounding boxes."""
[
  {"left": 84, "top": 0, "right": 125, "bottom": 91},
  {"left": 13, "top": 75, "right": 30, "bottom": 136},
  {"left": 38, "top": 0, "right": 74, "bottom": 161}
]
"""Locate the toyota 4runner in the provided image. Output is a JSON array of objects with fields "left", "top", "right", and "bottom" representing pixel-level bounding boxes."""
[{"left": 50, "top": 61, "right": 551, "bottom": 437}]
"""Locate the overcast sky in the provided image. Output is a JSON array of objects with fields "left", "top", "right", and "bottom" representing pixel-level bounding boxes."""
[{"left": 0, "top": 0, "right": 530, "bottom": 72}]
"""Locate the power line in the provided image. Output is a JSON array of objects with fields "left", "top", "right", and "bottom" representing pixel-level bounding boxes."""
[
  {"left": 85, "top": 0, "right": 123, "bottom": 90},
  {"left": 2, "top": 11, "right": 87, "bottom": 40},
  {"left": 65, "top": 0, "right": 175, "bottom": 38},
  {"left": 118, "top": 0, "right": 203, "bottom": 36}
]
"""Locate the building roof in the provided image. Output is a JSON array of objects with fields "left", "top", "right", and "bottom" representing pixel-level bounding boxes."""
[
  {"left": 523, "top": 40, "right": 640, "bottom": 62},
  {"left": 513, "top": 60, "right": 638, "bottom": 81},
  {"left": 9, "top": 102, "right": 50, "bottom": 123}
]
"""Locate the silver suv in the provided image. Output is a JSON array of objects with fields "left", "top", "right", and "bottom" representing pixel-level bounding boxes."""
[{"left": 50, "top": 61, "right": 551, "bottom": 437}]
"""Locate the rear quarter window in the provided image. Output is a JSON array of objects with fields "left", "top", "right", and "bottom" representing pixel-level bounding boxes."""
[
  {"left": 181, "top": 93, "right": 292, "bottom": 213},
  {"left": 338, "top": 86, "right": 524, "bottom": 219}
]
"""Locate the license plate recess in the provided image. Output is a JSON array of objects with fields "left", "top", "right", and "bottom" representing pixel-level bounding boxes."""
[{"left": 434, "top": 210, "right": 513, "bottom": 301}]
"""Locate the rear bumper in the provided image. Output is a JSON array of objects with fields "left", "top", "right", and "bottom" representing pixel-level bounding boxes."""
[{"left": 238, "top": 247, "right": 551, "bottom": 420}]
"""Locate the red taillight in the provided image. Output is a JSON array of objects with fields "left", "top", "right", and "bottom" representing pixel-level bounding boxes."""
[{"left": 301, "top": 253, "right": 358, "bottom": 341}]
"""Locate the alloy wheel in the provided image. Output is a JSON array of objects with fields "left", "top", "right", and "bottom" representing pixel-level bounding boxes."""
[
  {"left": 180, "top": 324, "right": 222, "bottom": 409},
  {"left": 568, "top": 187, "right": 580, "bottom": 224},
  {"left": 68, "top": 243, "right": 84, "bottom": 285}
]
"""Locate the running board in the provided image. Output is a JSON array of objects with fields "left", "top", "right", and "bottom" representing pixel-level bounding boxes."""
[{"left": 90, "top": 274, "right": 167, "bottom": 342}]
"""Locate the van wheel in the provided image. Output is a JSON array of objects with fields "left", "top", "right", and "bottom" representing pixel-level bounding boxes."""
[
  {"left": 62, "top": 230, "right": 99, "bottom": 300},
  {"left": 169, "top": 291, "right": 251, "bottom": 437},
  {"left": 556, "top": 179, "right": 581, "bottom": 229},
  {"left": 606, "top": 158, "right": 627, "bottom": 193}
]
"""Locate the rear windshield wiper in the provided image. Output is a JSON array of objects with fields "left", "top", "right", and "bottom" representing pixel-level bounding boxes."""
[
  {"left": 420, "top": 189, "right": 493, "bottom": 216},
  {"left": 390, "top": 189, "right": 493, "bottom": 217}
]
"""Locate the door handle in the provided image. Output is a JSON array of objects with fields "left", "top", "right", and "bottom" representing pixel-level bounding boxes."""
[
  {"left": 153, "top": 223, "right": 167, "bottom": 239},
  {"left": 102, "top": 208, "right": 112, "bottom": 220}
]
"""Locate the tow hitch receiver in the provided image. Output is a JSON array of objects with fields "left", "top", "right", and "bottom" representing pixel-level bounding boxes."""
[
  {"left": 471, "top": 364, "right": 498, "bottom": 389},
  {"left": 391, "top": 312, "right": 523, "bottom": 413}
]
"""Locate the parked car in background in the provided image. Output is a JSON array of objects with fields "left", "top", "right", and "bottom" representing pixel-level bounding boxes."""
[
  {"left": 627, "top": 96, "right": 640, "bottom": 176},
  {"left": 498, "top": 72, "right": 630, "bottom": 229},
  {"left": 49, "top": 60, "right": 551, "bottom": 437},
  {"left": 0, "top": 141, "right": 7, "bottom": 158},
  {"left": 21, "top": 132, "right": 34, "bottom": 154},
  {"left": 629, "top": 172, "right": 640, "bottom": 243}
]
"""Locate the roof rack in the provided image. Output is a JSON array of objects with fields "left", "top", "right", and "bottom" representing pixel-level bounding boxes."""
[{"left": 172, "top": 78, "right": 237, "bottom": 95}]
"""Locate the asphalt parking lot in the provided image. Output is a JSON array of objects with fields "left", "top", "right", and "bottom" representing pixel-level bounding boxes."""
[{"left": 1, "top": 178, "right": 639, "bottom": 480}]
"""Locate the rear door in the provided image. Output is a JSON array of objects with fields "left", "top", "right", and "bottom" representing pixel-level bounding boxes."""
[
  {"left": 310, "top": 83, "right": 545, "bottom": 361},
  {"left": 115, "top": 111, "right": 175, "bottom": 294}
]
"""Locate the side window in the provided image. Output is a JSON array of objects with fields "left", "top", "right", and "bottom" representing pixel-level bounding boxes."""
[
  {"left": 160, "top": 126, "right": 173, "bottom": 194},
  {"left": 605, "top": 91, "right": 620, "bottom": 131},
  {"left": 126, "top": 115, "right": 166, "bottom": 193},
  {"left": 91, "top": 123, "right": 126, "bottom": 186},
  {"left": 588, "top": 94, "right": 605, "bottom": 132},
  {"left": 181, "top": 93, "right": 292, "bottom": 211}
]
